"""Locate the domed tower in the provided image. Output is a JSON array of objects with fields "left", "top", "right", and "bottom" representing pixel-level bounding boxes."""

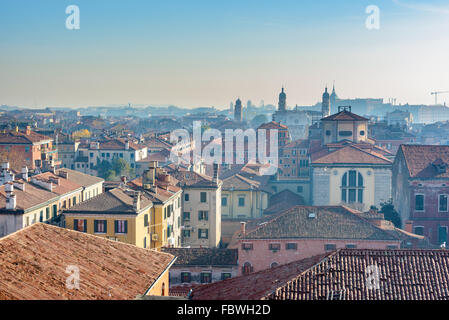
[
  {"left": 322, "top": 86, "right": 330, "bottom": 117},
  {"left": 234, "top": 98, "right": 243, "bottom": 122},
  {"left": 278, "top": 87, "right": 287, "bottom": 112}
]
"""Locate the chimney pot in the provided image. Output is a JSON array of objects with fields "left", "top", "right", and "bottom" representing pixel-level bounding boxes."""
[{"left": 240, "top": 221, "right": 246, "bottom": 237}]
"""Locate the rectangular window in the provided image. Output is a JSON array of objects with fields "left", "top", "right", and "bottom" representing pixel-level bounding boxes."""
[
  {"left": 39, "top": 211, "right": 43, "bottom": 222},
  {"left": 439, "top": 195, "right": 448, "bottom": 212},
  {"left": 286, "top": 243, "right": 297, "bottom": 250},
  {"left": 345, "top": 244, "right": 357, "bottom": 249},
  {"left": 115, "top": 220, "right": 128, "bottom": 234},
  {"left": 439, "top": 226, "right": 448, "bottom": 245},
  {"left": 242, "top": 243, "right": 253, "bottom": 250},
  {"left": 200, "top": 192, "right": 207, "bottom": 203},
  {"left": 184, "top": 193, "right": 189, "bottom": 201},
  {"left": 238, "top": 197, "right": 245, "bottom": 207},
  {"left": 183, "top": 212, "right": 190, "bottom": 221},
  {"left": 297, "top": 186, "right": 303, "bottom": 193},
  {"left": 94, "top": 220, "right": 107, "bottom": 233},
  {"left": 222, "top": 197, "right": 228, "bottom": 206},
  {"left": 198, "top": 211, "right": 209, "bottom": 221},
  {"left": 221, "top": 273, "right": 232, "bottom": 280},
  {"left": 74, "top": 219, "right": 87, "bottom": 232},
  {"left": 386, "top": 245, "right": 398, "bottom": 249},
  {"left": 415, "top": 194, "right": 424, "bottom": 211},
  {"left": 144, "top": 214, "right": 149, "bottom": 227},
  {"left": 414, "top": 226, "right": 424, "bottom": 236},
  {"left": 198, "top": 229, "right": 208, "bottom": 239},
  {"left": 324, "top": 244, "right": 337, "bottom": 251},
  {"left": 269, "top": 243, "right": 281, "bottom": 251},
  {"left": 181, "top": 272, "right": 191, "bottom": 283},
  {"left": 182, "top": 229, "right": 191, "bottom": 238},
  {"left": 200, "top": 272, "right": 212, "bottom": 284}
]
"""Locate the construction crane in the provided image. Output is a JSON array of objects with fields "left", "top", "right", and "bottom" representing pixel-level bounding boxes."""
[{"left": 431, "top": 91, "right": 449, "bottom": 105}]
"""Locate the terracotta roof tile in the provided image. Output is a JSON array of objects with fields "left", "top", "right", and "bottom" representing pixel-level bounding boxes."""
[
  {"left": 399, "top": 145, "right": 449, "bottom": 178},
  {"left": 268, "top": 249, "right": 449, "bottom": 300},
  {"left": 243, "top": 206, "right": 399, "bottom": 241},
  {"left": 321, "top": 110, "right": 368, "bottom": 122},
  {"left": 311, "top": 145, "right": 392, "bottom": 165},
  {"left": 191, "top": 253, "right": 327, "bottom": 300},
  {"left": 0, "top": 223, "right": 175, "bottom": 300},
  {"left": 161, "top": 248, "right": 238, "bottom": 266}
]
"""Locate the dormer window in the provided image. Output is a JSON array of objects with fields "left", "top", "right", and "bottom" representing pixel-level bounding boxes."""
[{"left": 433, "top": 159, "right": 447, "bottom": 174}]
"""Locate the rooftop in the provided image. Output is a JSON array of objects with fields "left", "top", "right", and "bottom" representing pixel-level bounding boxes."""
[
  {"left": 0, "top": 223, "right": 175, "bottom": 300},
  {"left": 242, "top": 206, "right": 399, "bottom": 241},
  {"left": 64, "top": 188, "right": 153, "bottom": 215},
  {"left": 267, "top": 249, "right": 449, "bottom": 300},
  {"left": 161, "top": 248, "right": 238, "bottom": 266},
  {"left": 399, "top": 145, "right": 449, "bottom": 178},
  {"left": 190, "top": 253, "right": 327, "bottom": 300}
]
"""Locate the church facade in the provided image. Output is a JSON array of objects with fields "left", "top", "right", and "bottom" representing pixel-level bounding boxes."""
[{"left": 311, "top": 106, "right": 393, "bottom": 211}]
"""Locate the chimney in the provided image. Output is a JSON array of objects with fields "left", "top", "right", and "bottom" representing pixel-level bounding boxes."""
[
  {"left": 240, "top": 221, "right": 246, "bottom": 237},
  {"left": 133, "top": 192, "right": 141, "bottom": 212},
  {"left": 6, "top": 193, "right": 17, "bottom": 210},
  {"left": 125, "top": 140, "right": 130, "bottom": 150},
  {"left": 213, "top": 163, "right": 219, "bottom": 184},
  {"left": 21, "top": 166, "right": 28, "bottom": 181},
  {"left": 405, "top": 221, "right": 413, "bottom": 233},
  {"left": 58, "top": 170, "right": 68, "bottom": 179},
  {"left": 143, "top": 167, "right": 155, "bottom": 190},
  {"left": 5, "top": 183, "right": 16, "bottom": 210},
  {"left": 25, "top": 125, "right": 31, "bottom": 135},
  {"left": 121, "top": 175, "right": 127, "bottom": 185}
]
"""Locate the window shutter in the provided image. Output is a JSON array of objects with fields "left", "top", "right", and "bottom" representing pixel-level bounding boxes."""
[
  {"left": 83, "top": 220, "right": 87, "bottom": 232},
  {"left": 94, "top": 220, "right": 97, "bottom": 232},
  {"left": 74, "top": 219, "right": 78, "bottom": 231},
  {"left": 114, "top": 220, "right": 118, "bottom": 233},
  {"left": 124, "top": 220, "right": 128, "bottom": 234},
  {"left": 104, "top": 220, "right": 107, "bottom": 233}
]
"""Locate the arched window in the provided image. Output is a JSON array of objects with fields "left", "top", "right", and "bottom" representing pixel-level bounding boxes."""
[
  {"left": 161, "top": 282, "right": 165, "bottom": 296},
  {"left": 242, "top": 262, "right": 253, "bottom": 275},
  {"left": 270, "top": 262, "right": 279, "bottom": 268},
  {"left": 341, "top": 170, "right": 364, "bottom": 203}
]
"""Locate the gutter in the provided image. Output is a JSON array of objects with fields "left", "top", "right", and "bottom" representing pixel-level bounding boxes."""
[{"left": 143, "top": 256, "right": 177, "bottom": 296}]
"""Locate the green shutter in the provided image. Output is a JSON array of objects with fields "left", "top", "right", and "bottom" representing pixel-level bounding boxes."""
[
  {"left": 84, "top": 220, "right": 87, "bottom": 232},
  {"left": 94, "top": 220, "right": 97, "bottom": 233},
  {"left": 74, "top": 219, "right": 78, "bottom": 231}
]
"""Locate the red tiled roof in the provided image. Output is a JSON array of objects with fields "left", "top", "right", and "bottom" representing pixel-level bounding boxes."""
[
  {"left": 0, "top": 223, "right": 175, "bottom": 300},
  {"left": 321, "top": 110, "right": 368, "bottom": 122},
  {"left": 267, "top": 249, "right": 449, "bottom": 300},
  {"left": 258, "top": 121, "right": 288, "bottom": 130},
  {"left": 190, "top": 253, "right": 328, "bottom": 300},
  {"left": 0, "top": 130, "right": 52, "bottom": 145},
  {"left": 399, "top": 145, "right": 449, "bottom": 178},
  {"left": 311, "top": 145, "right": 392, "bottom": 165}
]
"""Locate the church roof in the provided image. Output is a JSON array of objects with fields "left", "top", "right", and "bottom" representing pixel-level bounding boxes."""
[
  {"left": 311, "top": 144, "right": 392, "bottom": 165},
  {"left": 321, "top": 110, "right": 368, "bottom": 122}
]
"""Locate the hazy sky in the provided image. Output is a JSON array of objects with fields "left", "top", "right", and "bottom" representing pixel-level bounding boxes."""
[{"left": 1, "top": 0, "right": 449, "bottom": 109}]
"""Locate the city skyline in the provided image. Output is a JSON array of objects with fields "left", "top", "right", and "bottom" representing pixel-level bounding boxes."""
[{"left": 1, "top": 0, "right": 449, "bottom": 109}]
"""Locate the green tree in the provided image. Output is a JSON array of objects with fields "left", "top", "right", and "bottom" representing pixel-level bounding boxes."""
[
  {"left": 111, "top": 157, "right": 131, "bottom": 177},
  {"left": 96, "top": 160, "right": 112, "bottom": 179},
  {"left": 379, "top": 199, "right": 402, "bottom": 228}
]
